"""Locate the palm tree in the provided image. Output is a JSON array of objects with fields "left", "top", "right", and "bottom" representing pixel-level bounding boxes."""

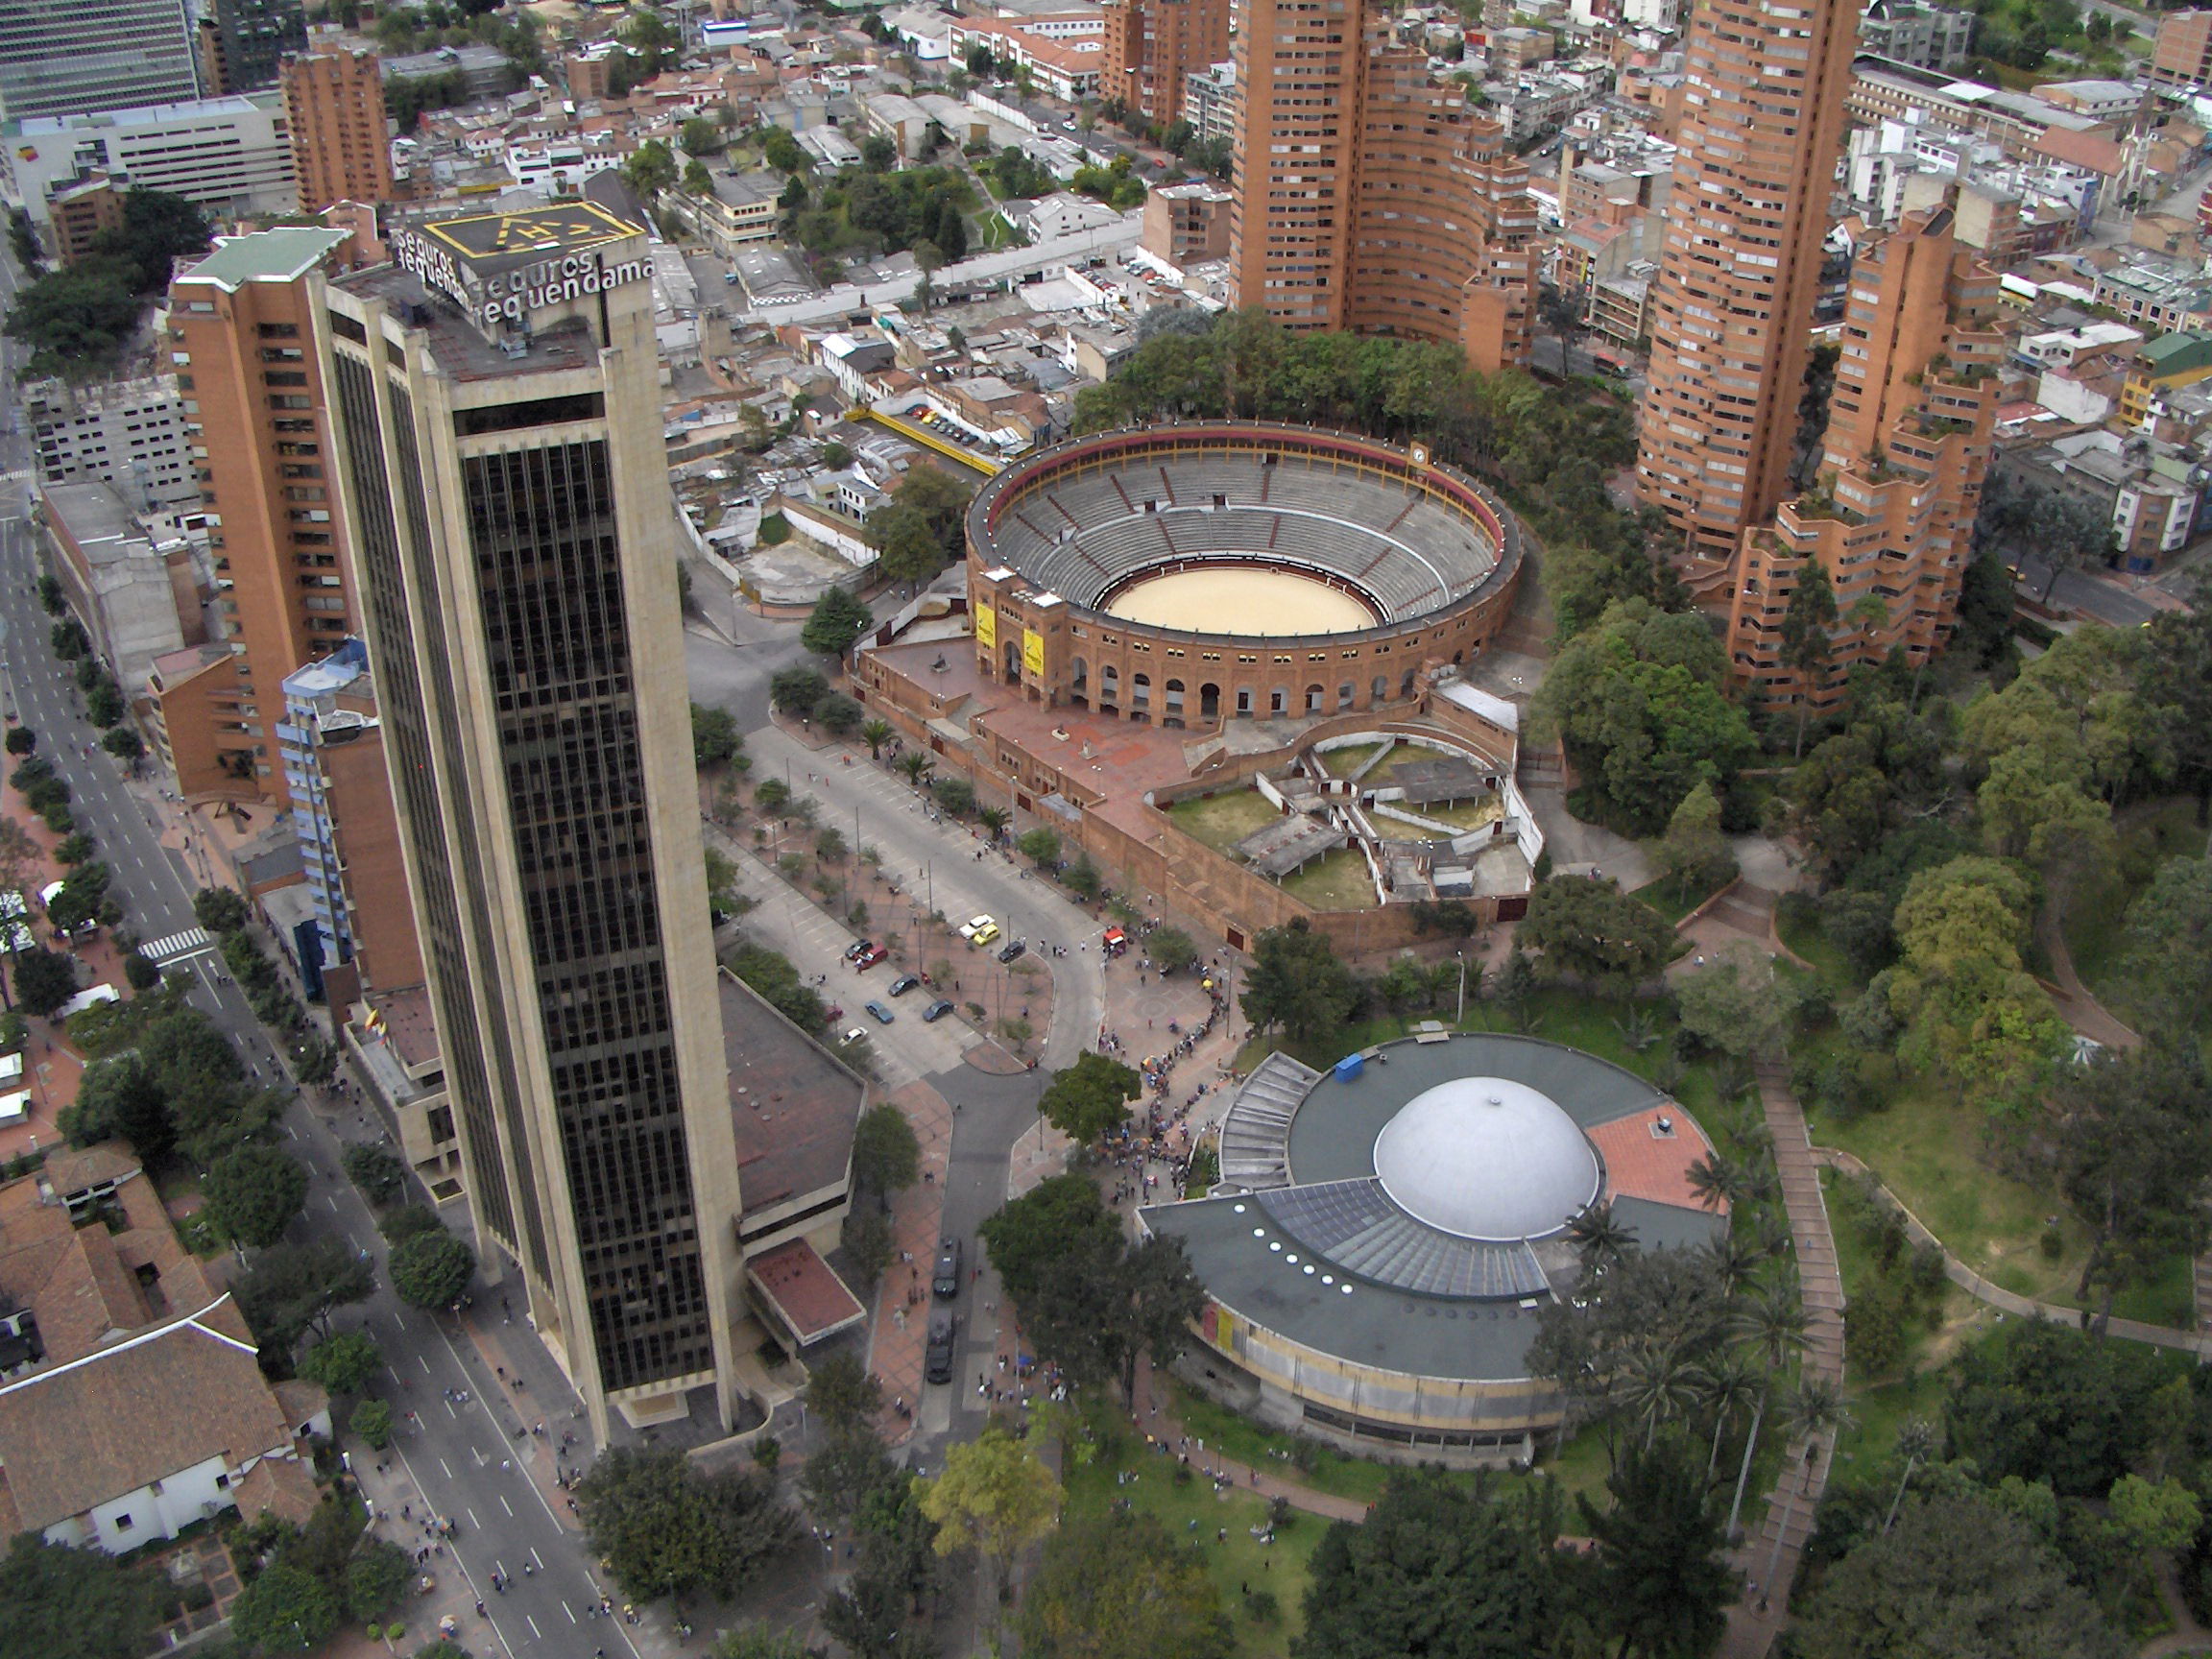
[
  {"left": 1694, "top": 1349, "right": 1767, "bottom": 1481},
  {"left": 1882, "top": 1417, "right": 1936, "bottom": 1534},
  {"left": 860, "top": 718, "right": 894, "bottom": 759},
  {"left": 1613, "top": 1006, "right": 1661, "bottom": 1051},
  {"left": 1723, "top": 1372, "right": 1771, "bottom": 1544},
  {"left": 895, "top": 752, "right": 933, "bottom": 788},
  {"left": 1733, "top": 1280, "right": 1808, "bottom": 1372},
  {"left": 1686, "top": 1153, "right": 1743, "bottom": 1214},
  {"left": 1763, "top": 1377, "right": 1854, "bottom": 1598},
  {"left": 977, "top": 805, "right": 1011, "bottom": 841},
  {"left": 1618, "top": 1344, "right": 1699, "bottom": 1450},
  {"left": 1698, "top": 1233, "right": 1762, "bottom": 1300},
  {"left": 1739, "top": 1153, "right": 1782, "bottom": 1209},
  {"left": 1751, "top": 1212, "right": 1796, "bottom": 1263},
  {"left": 1566, "top": 1206, "right": 1640, "bottom": 1267}
]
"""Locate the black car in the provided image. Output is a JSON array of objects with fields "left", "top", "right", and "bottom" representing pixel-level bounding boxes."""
[
  {"left": 922, "top": 998, "right": 955, "bottom": 1022},
  {"left": 842, "top": 940, "right": 875, "bottom": 963},
  {"left": 888, "top": 974, "right": 921, "bottom": 997},
  {"left": 932, "top": 1237, "right": 963, "bottom": 1299},
  {"left": 997, "top": 939, "right": 1026, "bottom": 964},
  {"left": 925, "top": 1310, "right": 957, "bottom": 1383}
]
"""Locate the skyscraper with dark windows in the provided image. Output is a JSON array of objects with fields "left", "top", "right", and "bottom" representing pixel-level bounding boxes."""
[
  {"left": 315, "top": 204, "right": 742, "bottom": 1439},
  {"left": 0, "top": 0, "right": 199, "bottom": 121}
]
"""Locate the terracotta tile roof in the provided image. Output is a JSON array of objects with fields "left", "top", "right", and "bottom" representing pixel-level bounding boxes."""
[
  {"left": 0, "top": 1298, "right": 295, "bottom": 1534},
  {"left": 39, "top": 1143, "right": 139, "bottom": 1198},
  {"left": 746, "top": 1238, "right": 866, "bottom": 1344},
  {"left": 1588, "top": 1105, "right": 1727, "bottom": 1215},
  {"left": 228, "top": 1455, "right": 321, "bottom": 1528},
  {"left": 273, "top": 1380, "right": 329, "bottom": 1437},
  {"left": 0, "top": 1466, "right": 20, "bottom": 1536}
]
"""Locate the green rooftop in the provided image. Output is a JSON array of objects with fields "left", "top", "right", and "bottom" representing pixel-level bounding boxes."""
[
  {"left": 2137, "top": 329, "right": 2212, "bottom": 378},
  {"left": 174, "top": 227, "right": 349, "bottom": 294}
]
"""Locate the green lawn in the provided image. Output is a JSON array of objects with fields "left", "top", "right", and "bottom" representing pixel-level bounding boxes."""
[
  {"left": 1316, "top": 742, "right": 1386, "bottom": 779},
  {"left": 977, "top": 211, "right": 1022, "bottom": 250},
  {"left": 1168, "top": 789, "right": 1286, "bottom": 854},
  {"left": 1630, "top": 873, "right": 1731, "bottom": 927},
  {"left": 1402, "top": 794, "right": 1505, "bottom": 833},
  {"left": 1282, "top": 848, "right": 1381, "bottom": 911},
  {"left": 1772, "top": 903, "right": 1855, "bottom": 994}
]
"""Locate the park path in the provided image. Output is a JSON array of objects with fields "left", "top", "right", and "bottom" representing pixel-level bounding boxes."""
[
  {"left": 2034, "top": 910, "right": 2141, "bottom": 1051},
  {"left": 1128, "top": 1354, "right": 1371, "bottom": 1525}
]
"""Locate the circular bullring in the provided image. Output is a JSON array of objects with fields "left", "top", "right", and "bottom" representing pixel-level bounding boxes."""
[{"left": 966, "top": 423, "right": 1523, "bottom": 720}]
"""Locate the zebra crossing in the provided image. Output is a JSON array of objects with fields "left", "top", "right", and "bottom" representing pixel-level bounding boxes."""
[{"left": 143, "top": 926, "right": 215, "bottom": 964}]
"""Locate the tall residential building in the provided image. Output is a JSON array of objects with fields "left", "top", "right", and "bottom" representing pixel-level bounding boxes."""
[
  {"left": 0, "top": 0, "right": 199, "bottom": 123},
  {"left": 1727, "top": 204, "right": 2005, "bottom": 699},
  {"left": 2152, "top": 7, "right": 2212, "bottom": 88},
  {"left": 1103, "top": 0, "right": 1232, "bottom": 132},
  {"left": 162, "top": 228, "right": 354, "bottom": 803},
  {"left": 1634, "top": 0, "right": 1861, "bottom": 567},
  {"left": 197, "top": 0, "right": 307, "bottom": 93},
  {"left": 22, "top": 374, "right": 197, "bottom": 509},
  {"left": 1229, "top": 0, "right": 1535, "bottom": 369},
  {"left": 317, "top": 204, "right": 742, "bottom": 1437},
  {"left": 281, "top": 44, "right": 395, "bottom": 211}
]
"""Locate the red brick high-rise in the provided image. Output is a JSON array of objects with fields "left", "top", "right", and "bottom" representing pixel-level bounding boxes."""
[
  {"left": 1634, "top": 0, "right": 1861, "bottom": 568},
  {"left": 1103, "top": 0, "right": 1231, "bottom": 132},
  {"left": 280, "top": 44, "right": 395, "bottom": 213}
]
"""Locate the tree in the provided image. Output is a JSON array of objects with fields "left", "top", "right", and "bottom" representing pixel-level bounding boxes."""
[
  {"left": 1945, "top": 1317, "right": 2167, "bottom": 1497},
  {"left": 2050, "top": 1039, "right": 2212, "bottom": 1329},
  {"left": 626, "top": 138, "right": 678, "bottom": 197},
  {"left": 193, "top": 886, "right": 250, "bottom": 934},
  {"left": 1518, "top": 876, "right": 1674, "bottom": 995},
  {"left": 851, "top": 1102, "right": 921, "bottom": 1201},
  {"left": 202, "top": 1145, "right": 309, "bottom": 1249},
  {"left": 1147, "top": 926, "right": 1198, "bottom": 973},
  {"left": 346, "top": 1540, "right": 413, "bottom": 1623},
  {"left": 1241, "top": 918, "right": 1358, "bottom": 1046},
  {"left": 861, "top": 718, "right": 895, "bottom": 759},
  {"left": 1673, "top": 960, "right": 1794, "bottom": 1060},
  {"left": 1576, "top": 1432, "right": 1732, "bottom": 1659},
  {"left": 1020, "top": 1512, "right": 1232, "bottom": 1659},
  {"left": 1297, "top": 1472, "right": 1567, "bottom": 1659},
  {"left": 980, "top": 1174, "right": 1121, "bottom": 1309},
  {"left": 1777, "top": 560, "right": 1839, "bottom": 757},
  {"left": 1797, "top": 1493, "right": 2122, "bottom": 1659},
  {"left": 350, "top": 1397, "right": 396, "bottom": 1450},
  {"left": 1017, "top": 827, "right": 1061, "bottom": 867},
  {"left": 4, "top": 263, "right": 142, "bottom": 376},
  {"left": 388, "top": 1227, "right": 475, "bottom": 1310},
  {"left": 931, "top": 775, "right": 975, "bottom": 817},
  {"left": 802, "top": 586, "right": 874, "bottom": 656},
  {"left": 1531, "top": 599, "right": 1756, "bottom": 835},
  {"left": 297, "top": 1330, "right": 382, "bottom": 1395},
  {"left": 229, "top": 1562, "right": 341, "bottom": 1653},
  {"left": 769, "top": 666, "right": 829, "bottom": 718},
  {"left": 861, "top": 132, "right": 899, "bottom": 172},
  {"left": 12, "top": 944, "right": 75, "bottom": 1016},
  {"left": 1651, "top": 780, "right": 1736, "bottom": 899},
  {"left": 0, "top": 1533, "right": 159, "bottom": 1659},
  {"left": 803, "top": 1350, "right": 883, "bottom": 1434},
  {"left": 578, "top": 1446, "right": 794, "bottom": 1601},
  {"left": 692, "top": 703, "right": 741, "bottom": 769},
  {"left": 2117, "top": 857, "right": 2212, "bottom": 1030},
  {"left": 102, "top": 725, "right": 145, "bottom": 763},
  {"left": 919, "top": 1425, "right": 1060, "bottom": 1599},
  {"left": 233, "top": 1237, "right": 374, "bottom": 1354},
  {"left": 4, "top": 726, "right": 33, "bottom": 757},
  {"left": 762, "top": 126, "right": 809, "bottom": 175},
  {"left": 61, "top": 1053, "right": 174, "bottom": 1166},
  {"left": 2109, "top": 1474, "right": 2201, "bottom": 1556},
  {"left": 1037, "top": 1051, "right": 1140, "bottom": 1145},
  {"left": 815, "top": 692, "right": 863, "bottom": 737},
  {"left": 341, "top": 1142, "right": 408, "bottom": 1207}
]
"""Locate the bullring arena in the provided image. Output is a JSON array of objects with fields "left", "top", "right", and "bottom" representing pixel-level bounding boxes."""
[{"left": 964, "top": 422, "right": 1523, "bottom": 723}]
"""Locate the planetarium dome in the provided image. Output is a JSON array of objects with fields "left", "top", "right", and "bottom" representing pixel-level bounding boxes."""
[{"left": 1372, "top": 1077, "right": 1601, "bottom": 1243}]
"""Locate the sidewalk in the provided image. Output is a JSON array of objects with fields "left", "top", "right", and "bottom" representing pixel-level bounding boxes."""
[
  {"left": 863, "top": 1076, "right": 955, "bottom": 1445},
  {"left": 1129, "top": 1354, "right": 1368, "bottom": 1524}
]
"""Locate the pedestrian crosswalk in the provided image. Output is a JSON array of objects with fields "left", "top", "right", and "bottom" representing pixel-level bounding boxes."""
[{"left": 144, "top": 926, "right": 214, "bottom": 964}]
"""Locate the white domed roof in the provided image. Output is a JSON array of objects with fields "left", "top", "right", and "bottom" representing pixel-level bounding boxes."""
[{"left": 1372, "top": 1076, "right": 1600, "bottom": 1241}]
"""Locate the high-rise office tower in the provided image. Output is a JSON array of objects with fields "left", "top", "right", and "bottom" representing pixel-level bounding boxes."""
[
  {"left": 316, "top": 204, "right": 740, "bottom": 1438},
  {"left": 1229, "top": 0, "right": 1535, "bottom": 368},
  {"left": 0, "top": 0, "right": 200, "bottom": 122},
  {"left": 1728, "top": 204, "right": 2003, "bottom": 698},
  {"left": 197, "top": 0, "right": 306, "bottom": 93},
  {"left": 1103, "top": 0, "right": 1232, "bottom": 132},
  {"left": 281, "top": 44, "right": 396, "bottom": 211},
  {"left": 1634, "top": 0, "right": 1861, "bottom": 567},
  {"left": 156, "top": 227, "right": 356, "bottom": 803}
]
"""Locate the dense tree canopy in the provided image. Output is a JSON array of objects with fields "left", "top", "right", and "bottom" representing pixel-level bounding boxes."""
[
  {"left": 1021, "top": 1513, "right": 1231, "bottom": 1659},
  {"left": 1036, "top": 1051, "right": 1140, "bottom": 1144},
  {"left": 0, "top": 1534, "right": 160, "bottom": 1659},
  {"left": 1943, "top": 1317, "right": 2170, "bottom": 1498},
  {"left": 802, "top": 586, "right": 874, "bottom": 656},
  {"left": 1240, "top": 918, "right": 1358, "bottom": 1046},
  {"left": 1518, "top": 876, "right": 1675, "bottom": 995},
  {"left": 578, "top": 1447, "right": 794, "bottom": 1601}
]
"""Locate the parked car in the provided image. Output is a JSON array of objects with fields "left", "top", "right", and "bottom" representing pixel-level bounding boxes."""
[
  {"left": 843, "top": 940, "right": 876, "bottom": 962},
  {"left": 925, "top": 1310, "right": 957, "bottom": 1382},
  {"left": 932, "top": 1237, "right": 964, "bottom": 1298},
  {"left": 922, "top": 998, "right": 955, "bottom": 1022},
  {"left": 888, "top": 974, "right": 921, "bottom": 997},
  {"left": 997, "top": 939, "right": 1026, "bottom": 964},
  {"left": 866, "top": 1000, "right": 895, "bottom": 1023},
  {"left": 957, "top": 914, "right": 998, "bottom": 945},
  {"left": 838, "top": 1027, "right": 868, "bottom": 1046},
  {"left": 854, "top": 944, "right": 888, "bottom": 970}
]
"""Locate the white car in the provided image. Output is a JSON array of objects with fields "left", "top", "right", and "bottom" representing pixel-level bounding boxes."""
[{"left": 957, "top": 914, "right": 997, "bottom": 944}]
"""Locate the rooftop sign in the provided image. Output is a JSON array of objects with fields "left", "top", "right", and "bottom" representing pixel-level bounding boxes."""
[{"left": 391, "top": 203, "right": 651, "bottom": 328}]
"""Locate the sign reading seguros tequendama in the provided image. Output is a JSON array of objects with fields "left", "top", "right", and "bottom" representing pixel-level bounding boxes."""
[{"left": 391, "top": 226, "right": 651, "bottom": 328}]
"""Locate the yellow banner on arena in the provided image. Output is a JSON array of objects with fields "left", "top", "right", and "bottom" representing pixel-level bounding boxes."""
[
  {"left": 1022, "top": 629, "right": 1045, "bottom": 676},
  {"left": 974, "top": 605, "right": 996, "bottom": 648}
]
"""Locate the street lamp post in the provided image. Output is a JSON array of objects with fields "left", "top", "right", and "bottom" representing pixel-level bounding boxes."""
[{"left": 1455, "top": 950, "right": 1467, "bottom": 1024}]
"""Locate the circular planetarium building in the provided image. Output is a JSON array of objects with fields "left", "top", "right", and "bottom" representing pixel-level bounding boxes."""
[
  {"left": 1139, "top": 1032, "right": 1728, "bottom": 1464},
  {"left": 962, "top": 423, "right": 1522, "bottom": 723}
]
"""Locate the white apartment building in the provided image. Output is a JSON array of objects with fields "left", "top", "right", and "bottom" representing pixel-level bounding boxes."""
[
  {"left": 3, "top": 92, "right": 296, "bottom": 225},
  {"left": 22, "top": 375, "right": 198, "bottom": 510}
]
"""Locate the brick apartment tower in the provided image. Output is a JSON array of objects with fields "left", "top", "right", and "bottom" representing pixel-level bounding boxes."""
[
  {"left": 1635, "top": 0, "right": 1861, "bottom": 569},
  {"left": 2152, "top": 8, "right": 2212, "bottom": 87},
  {"left": 1727, "top": 204, "right": 2004, "bottom": 701},
  {"left": 1229, "top": 0, "right": 1535, "bottom": 369},
  {"left": 1103, "top": 0, "right": 1232, "bottom": 131},
  {"left": 157, "top": 228, "right": 357, "bottom": 804},
  {"left": 281, "top": 44, "right": 396, "bottom": 213}
]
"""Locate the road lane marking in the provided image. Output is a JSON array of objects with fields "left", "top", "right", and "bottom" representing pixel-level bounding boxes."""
[
  {"left": 419, "top": 1353, "right": 432, "bottom": 1372},
  {"left": 439, "top": 1457, "right": 453, "bottom": 1479},
  {"left": 499, "top": 1494, "right": 514, "bottom": 1517},
  {"left": 563, "top": 1601, "right": 576, "bottom": 1623},
  {"left": 525, "top": 1616, "right": 542, "bottom": 1640},
  {"left": 528, "top": 1547, "right": 544, "bottom": 1571},
  {"left": 469, "top": 1507, "right": 483, "bottom": 1530}
]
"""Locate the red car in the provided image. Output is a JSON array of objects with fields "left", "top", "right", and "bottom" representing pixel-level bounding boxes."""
[{"left": 854, "top": 944, "right": 888, "bottom": 970}]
